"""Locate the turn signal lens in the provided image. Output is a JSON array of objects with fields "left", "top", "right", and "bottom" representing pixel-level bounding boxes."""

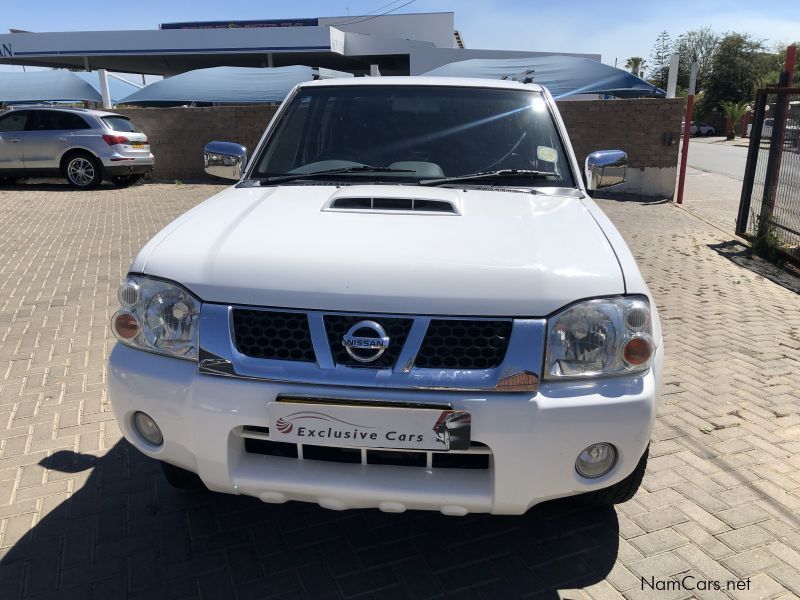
[
  {"left": 113, "top": 312, "right": 139, "bottom": 339},
  {"left": 622, "top": 336, "right": 653, "bottom": 367}
]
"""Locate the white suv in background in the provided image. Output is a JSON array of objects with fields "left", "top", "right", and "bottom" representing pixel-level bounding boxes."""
[
  {"left": 109, "top": 77, "right": 663, "bottom": 515},
  {"left": 0, "top": 107, "right": 153, "bottom": 188}
]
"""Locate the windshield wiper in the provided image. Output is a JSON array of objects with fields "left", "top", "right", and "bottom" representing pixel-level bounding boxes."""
[
  {"left": 254, "top": 165, "right": 415, "bottom": 184},
  {"left": 418, "top": 169, "right": 553, "bottom": 187}
]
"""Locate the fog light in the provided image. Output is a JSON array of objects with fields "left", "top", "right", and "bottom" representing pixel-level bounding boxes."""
[
  {"left": 133, "top": 412, "right": 163, "bottom": 446},
  {"left": 576, "top": 443, "right": 616, "bottom": 478}
]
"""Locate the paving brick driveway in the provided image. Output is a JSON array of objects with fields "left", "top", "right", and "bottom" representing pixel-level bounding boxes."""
[{"left": 0, "top": 181, "right": 799, "bottom": 600}]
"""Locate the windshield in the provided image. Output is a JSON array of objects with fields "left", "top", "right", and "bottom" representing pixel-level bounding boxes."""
[{"left": 251, "top": 85, "right": 574, "bottom": 187}]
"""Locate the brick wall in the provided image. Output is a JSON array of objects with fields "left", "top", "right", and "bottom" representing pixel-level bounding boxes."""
[
  {"left": 115, "top": 106, "right": 278, "bottom": 181},
  {"left": 556, "top": 98, "right": 684, "bottom": 169},
  {"left": 118, "top": 99, "right": 684, "bottom": 196}
]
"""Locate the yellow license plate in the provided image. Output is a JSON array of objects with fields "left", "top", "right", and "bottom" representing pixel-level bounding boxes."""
[{"left": 131, "top": 142, "right": 146, "bottom": 148}]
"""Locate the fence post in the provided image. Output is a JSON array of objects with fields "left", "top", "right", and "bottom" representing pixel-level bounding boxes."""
[
  {"left": 756, "top": 45, "right": 796, "bottom": 241},
  {"left": 736, "top": 92, "right": 765, "bottom": 236},
  {"left": 757, "top": 91, "right": 786, "bottom": 241}
]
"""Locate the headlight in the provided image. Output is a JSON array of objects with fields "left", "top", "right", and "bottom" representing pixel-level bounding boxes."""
[
  {"left": 111, "top": 275, "right": 200, "bottom": 360},
  {"left": 545, "top": 296, "right": 654, "bottom": 379}
]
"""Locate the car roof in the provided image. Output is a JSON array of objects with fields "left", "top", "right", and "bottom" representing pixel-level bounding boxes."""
[
  {"left": 300, "top": 76, "right": 546, "bottom": 94},
  {"left": 6, "top": 106, "right": 123, "bottom": 118}
]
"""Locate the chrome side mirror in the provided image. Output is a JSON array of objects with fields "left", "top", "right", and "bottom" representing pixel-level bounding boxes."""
[
  {"left": 585, "top": 150, "right": 627, "bottom": 191},
  {"left": 204, "top": 141, "right": 247, "bottom": 181}
]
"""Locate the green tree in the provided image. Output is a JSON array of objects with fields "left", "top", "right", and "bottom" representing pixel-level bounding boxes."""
[
  {"left": 674, "top": 27, "right": 719, "bottom": 92},
  {"left": 720, "top": 100, "right": 749, "bottom": 139},
  {"left": 648, "top": 31, "right": 673, "bottom": 89},
  {"left": 700, "top": 33, "right": 764, "bottom": 115},
  {"left": 756, "top": 41, "right": 799, "bottom": 87},
  {"left": 624, "top": 56, "right": 647, "bottom": 78}
]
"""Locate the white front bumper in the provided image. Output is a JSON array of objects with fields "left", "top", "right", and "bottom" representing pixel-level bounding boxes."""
[{"left": 108, "top": 343, "right": 662, "bottom": 515}]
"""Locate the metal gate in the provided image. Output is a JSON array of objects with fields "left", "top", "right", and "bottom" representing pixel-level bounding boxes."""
[{"left": 736, "top": 87, "right": 800, "bottom": 264}]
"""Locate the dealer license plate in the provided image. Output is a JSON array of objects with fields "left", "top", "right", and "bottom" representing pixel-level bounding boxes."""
[{"left": 270, "top": 401, "right": 471, "bottom": 451}]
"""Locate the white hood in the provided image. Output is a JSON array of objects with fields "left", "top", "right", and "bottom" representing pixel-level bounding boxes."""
[{"left": 132, "top": 185, "right": 624, "bottom": 317}]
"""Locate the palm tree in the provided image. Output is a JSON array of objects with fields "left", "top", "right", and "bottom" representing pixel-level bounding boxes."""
[
  {"left": 624, "top": 57, "right": 647, "bottom": 78},
  {"left": 719, "top": 100, "right": 749, "bottom": 140}
]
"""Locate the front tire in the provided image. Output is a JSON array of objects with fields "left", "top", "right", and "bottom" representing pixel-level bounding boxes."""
[
  {"left": 580, "top": 445, "right": 649, "bottom": 506},
  {"left": 64, "top": 153, "right": 102, "bottom": 189},
  {"left": 160, "top": 462, "right": 205, "bottom": 490}
]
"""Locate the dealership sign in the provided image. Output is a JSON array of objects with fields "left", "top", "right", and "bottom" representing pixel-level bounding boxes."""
[
  {"left": 160, "top": 19, "right": 320, "bottom": 30},
  {"left": 270, "top": 401, "right": 471, "bottom": 451}
]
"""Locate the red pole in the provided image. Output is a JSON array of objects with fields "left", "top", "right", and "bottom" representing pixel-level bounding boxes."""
[
  {"left": 676, "top": 94, "right": 694, "bottom": 204},
  {"left": 676, "top": 62, "right": 697, "bottom": 205},
  {"left": 786, "top": 44, "right": 796, "bottom": 82}
]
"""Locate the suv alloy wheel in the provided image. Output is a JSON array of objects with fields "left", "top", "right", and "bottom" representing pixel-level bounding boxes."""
[{"left": 65, "top": 153, "right": 103, "bottom": 189}]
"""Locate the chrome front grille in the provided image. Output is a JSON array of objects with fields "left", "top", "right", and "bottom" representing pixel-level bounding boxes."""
[
  {"left": 414, "top": 319, "right": 513, "bottom": 370},
  {"left": 232, "top": 310, "right": 512, "bottom": 370},
  {"left": 232, "top": 309, "right": 316, "bottom": 363},
  {"left": 198, "top": 304, "right": 546, "bottom": 392}
]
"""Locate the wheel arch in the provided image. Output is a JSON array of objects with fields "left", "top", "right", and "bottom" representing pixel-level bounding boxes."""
[{"left": 59, "top": 147, "right": 102, "bottom": 175}]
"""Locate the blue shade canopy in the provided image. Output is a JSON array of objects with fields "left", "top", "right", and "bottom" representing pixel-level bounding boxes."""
[
  {"left": 0, "top": 70, "right": 102, "bottom": 103},
  {"left": 422, "top": 56, "right": 665, "bottom": 99},
  {"left": 0, "top": 70, "right": 140, "bottom": 104},
  {"left": 73, "top": 72, "right": 141, "bottom": 104},
  {"left": 119, "top": 66, "right": 353, "bottom": 106}
]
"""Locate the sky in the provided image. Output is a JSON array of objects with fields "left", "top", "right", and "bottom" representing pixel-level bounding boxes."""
[{"left": 0, "top": 0, "right": 798, "bottom": 72}]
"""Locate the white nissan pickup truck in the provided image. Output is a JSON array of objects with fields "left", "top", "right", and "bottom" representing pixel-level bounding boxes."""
[{"left": 108, "top": 77, "right": 663, "bottom": 515}]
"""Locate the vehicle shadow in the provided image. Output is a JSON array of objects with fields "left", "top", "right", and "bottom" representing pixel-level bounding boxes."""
[{"left": 0, "top": 441, "right": 620, "bottom": 599}]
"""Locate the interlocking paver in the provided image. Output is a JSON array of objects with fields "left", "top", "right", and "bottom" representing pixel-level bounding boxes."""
[
  {"left": 631, "top": 506, "right": 689, "bottom": 533},
  {"left": 673, "top": 521, "right": 736, "bottom": 561},
  {"left": 768, "top": 563, "right": 800, "bottom": 596},
  {"left": 722, "top": 547, "right": 783, "bottom": 578},
  {"left": 716, "top": 504, "right": 772, "bottom": 529},
  {"left": 628, "top": 528, "right": 689, "bottom": 556},
  {"left": 0, "top": 177, "right": 799, "bottom": 598}
]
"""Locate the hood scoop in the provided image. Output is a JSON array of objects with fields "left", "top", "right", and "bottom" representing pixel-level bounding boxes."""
[{"left": 326, "top": 196, "right": 459, "bottom": 215}]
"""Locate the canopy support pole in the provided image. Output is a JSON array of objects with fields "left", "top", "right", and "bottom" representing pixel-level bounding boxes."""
[
  {"left": 98, "top": 69, "right": 112, "bottom": 109},
  {"left": 666, "top": 54, "right": 679, "bottom": 98}
]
